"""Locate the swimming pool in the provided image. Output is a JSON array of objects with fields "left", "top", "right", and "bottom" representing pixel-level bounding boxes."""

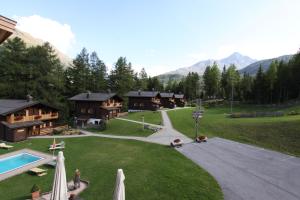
[{"left": 0, "top": 153, "right": 43, "bottom": 174}]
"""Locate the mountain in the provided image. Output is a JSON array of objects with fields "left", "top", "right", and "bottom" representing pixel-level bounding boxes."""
[
  {"left": 164, "top": 52, "right": 256, "bottom": 76},
  {"left": 10, "top": 29, "right": 73, "bottom": 67},
  {"left": 239, "top": 55, "right": 293, "bottom": 75}
]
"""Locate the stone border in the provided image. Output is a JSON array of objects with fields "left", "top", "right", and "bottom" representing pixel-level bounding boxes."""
[{"left": 0, "top": 148, "right": 54, "bottom": 181}]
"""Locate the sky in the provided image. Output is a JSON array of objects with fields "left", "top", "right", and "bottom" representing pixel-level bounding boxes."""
[{"left": 1, "top": 0, "right": 300, "bottom": 76}]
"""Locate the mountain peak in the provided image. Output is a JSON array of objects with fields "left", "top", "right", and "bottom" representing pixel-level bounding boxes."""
[
  {"left": 229, "top": 52, "right": 243, "bottom": 57},
  {"left": 164, "top": 52, "right": 256, "bottom": 76}
]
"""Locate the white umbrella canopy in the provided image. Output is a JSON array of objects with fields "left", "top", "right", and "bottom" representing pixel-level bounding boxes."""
[
  {"left": 113, "top": 169, "right": 125, "bottom": 200},
  {"left": 50, "top": 151, "right": 68, "bottom": 200}
]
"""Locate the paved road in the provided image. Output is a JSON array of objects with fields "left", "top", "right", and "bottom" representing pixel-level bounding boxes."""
[{"left": 177, "top": 137, "right": 300, "bottom": 200}]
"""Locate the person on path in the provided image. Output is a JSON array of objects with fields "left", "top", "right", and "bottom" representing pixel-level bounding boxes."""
[{"left": 74, "top": 169, "right": 81, "bottom": 189}]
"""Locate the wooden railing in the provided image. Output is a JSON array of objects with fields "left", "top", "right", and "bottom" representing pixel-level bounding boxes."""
[
  {"left": 101, "top": 102, "right": 122, "bottom": 107},
  {"left": 9, "top": 112, "right": 59, "bottom": 123}
]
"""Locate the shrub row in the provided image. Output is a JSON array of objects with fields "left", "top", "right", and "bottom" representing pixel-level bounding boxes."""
[{"left": 230, "top": 111, "right": 284, "bottom": 118}]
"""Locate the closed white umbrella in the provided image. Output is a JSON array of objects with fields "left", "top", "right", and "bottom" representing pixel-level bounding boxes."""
[
  {"left": 113, "top": 169, "right": 125, "bottom": 200},
  {"left": 50, "top": 151, "right": 68, "bottom": 200}
]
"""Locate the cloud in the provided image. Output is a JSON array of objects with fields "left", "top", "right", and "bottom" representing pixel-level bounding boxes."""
[{"left": 15, "top": 15, "right": 75, "bottom": 54}]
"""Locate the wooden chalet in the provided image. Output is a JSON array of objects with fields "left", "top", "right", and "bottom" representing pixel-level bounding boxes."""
[
  {"left": 0, "top": 15, "right": 16, "bottom": 44},
  {"left": 174, "top": 94, "right": 186, "bottom": 107},
  {"left": 69, "top": 92, "right": 123, "bottom": 126},
  {"left": 126, "top": 91, "right": 161, "bottom": 111},
  {"left": 0, "top": 97, "right": 59, "bottom": 142},
  {"left": 160, "top": 92, "right": 175, "bottom": 108}
]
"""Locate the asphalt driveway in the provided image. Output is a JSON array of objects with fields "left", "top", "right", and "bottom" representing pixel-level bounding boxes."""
[{"left": 177, "top": 137, "right": 300, "bottom": 200}]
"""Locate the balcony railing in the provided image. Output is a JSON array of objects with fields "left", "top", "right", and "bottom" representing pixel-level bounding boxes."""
[
  {"left": 8, "top": 113, "right": 58, "bottom": 123},
  {"left": 102, "top": 102, "right": 122, "bottom": 107},
  {"left": 14, "top": 116, "right": 24, "bottom": 121}
]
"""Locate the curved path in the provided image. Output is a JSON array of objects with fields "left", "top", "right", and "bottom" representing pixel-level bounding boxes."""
[
  {"left": 30, "top": 109, "right": 300, "bottom": 200},
  {"left": 31, "top": 110, "right": 192, "bottom": 146}
]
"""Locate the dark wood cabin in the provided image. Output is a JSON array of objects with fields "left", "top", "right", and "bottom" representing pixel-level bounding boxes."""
[
  {"left": 0, "top": 15, "right": 16, "bottom": 44},
  {"left": 160, "top": 92, "right": 175, "bottom": 108},
  {"left": 69, "top": 92, "right": 123, "bottom": 126},
  {"left": 174, "top": 94, "right": 186, "bottom": 107},
  {"left": 126, "top": 91, "right": 161, "bottom": 111},
  {"left": 0, "top": 98, "right": 59, "bottom": 142}
]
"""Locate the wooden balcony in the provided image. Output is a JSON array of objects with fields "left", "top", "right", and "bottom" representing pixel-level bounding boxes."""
[
  {"left": 7, "top": 112, "right": 59, "bottom": 123},
  {"left": 101, "top": 102, "right": 122, "bottom": 108}
]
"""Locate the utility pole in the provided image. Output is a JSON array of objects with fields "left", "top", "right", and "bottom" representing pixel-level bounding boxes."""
[{"left": 231, "top": 80, "right": 234, "bottom": 114}]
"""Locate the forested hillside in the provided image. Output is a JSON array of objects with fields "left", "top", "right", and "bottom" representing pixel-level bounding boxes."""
[{"left": 1, "top": 37, "right": 299, "bottom": 122}]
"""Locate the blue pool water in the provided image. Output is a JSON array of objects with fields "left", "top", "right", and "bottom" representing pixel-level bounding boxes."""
[{"left": 0, "top": 153, "right": 43, "bottom": 174}]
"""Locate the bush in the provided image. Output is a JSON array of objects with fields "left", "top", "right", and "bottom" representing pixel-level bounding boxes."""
[
  {"left": 31, "top": 184, "right": 40, "bottom": 193},
  {"left": 230, "top": 111, "right": 284, "bottom": 118},
  {"left": 53, "top": 127, "right": 64, "bottom": 135},
  {"left": 288, "top": 110, "right": 299, "bottom": 116}
]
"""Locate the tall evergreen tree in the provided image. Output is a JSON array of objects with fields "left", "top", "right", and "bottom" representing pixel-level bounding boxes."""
[{"left": 109, "top": 57, "right": 135, "bottom": 95}]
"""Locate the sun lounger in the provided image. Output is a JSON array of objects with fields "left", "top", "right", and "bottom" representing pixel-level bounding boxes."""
[
  {"left": 46, "top": 160, "right": 57, "bottom": 167},
  {"left": 0, "top": 143, "right": 13, "bottom": 149},
  {"left": 49, "top": 141, "right": 65, "bottom": 148},
  {"left": 30, "top": 167, "right": 47, "bottom": 176},
  {"left": 49, "top": 141, "right": 65, "bottom": 150}
]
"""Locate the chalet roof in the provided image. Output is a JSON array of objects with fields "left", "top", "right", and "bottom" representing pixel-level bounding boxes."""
[
  {"left": 126, "top": 91, "right": 160, "bottom": 98},
  {"left": 1, "top": 120, "right": 44, "bottom": 129},
  {"left": 174, "top": 94, "right": 184, "bottom": 99},
  {"left": 0, "top": 15, "right": 17, "bottom": 44},
  {"left": 69, "top": 92, "right": 123, "bottom": 102},
  {"left": 0, "top": 99, "right": 58, "bottom": 116},
  {"left": 160, "top": 92, "right": 174, "bottom": 98}
]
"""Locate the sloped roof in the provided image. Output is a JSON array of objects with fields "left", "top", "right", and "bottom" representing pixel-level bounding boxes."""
[
  {"left": 69, "top": 92, "right": 123, "bottom": 102},
  {"left": 1, "top": 120, "right": 44, "bottom": 129},
  {"left": 160, "top": 92, "right": 174, "bottom": 98},
  {"left": 126, "top": 91, "right": 160, "bottom": 98},
  {"left": 0, "top": 15, "right": 17, "bottom": 44},
  {"left": 0, "top": 99, "right": 58, "bottom": 116},
  {"left": 174, "top": 94, "right": 184, "bottom": 99}
]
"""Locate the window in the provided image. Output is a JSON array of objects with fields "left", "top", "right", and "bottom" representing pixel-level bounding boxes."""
[
  {"left": 33, "top": 108, "right": 39, "bottom": 115},
  {"left": 16, "top": 129, "right": 25, "bottom": 133},
  {"left": 42, "top": 108, "right": 51, "bottom": 115},
  {"left": 139, "top": 103, "right": 144, "bottom": 107},
  {"left": 88, "top": 108, "right": 94, "bottom": 114},
  {"left": 15, "top": 110, "right": 26, "bottom": 117},
  {"left": 80, "top": 108, "right": 86, "bottom": 113},
  {"left": 134, "top": 103, "right": 138, "bottom": 106}
]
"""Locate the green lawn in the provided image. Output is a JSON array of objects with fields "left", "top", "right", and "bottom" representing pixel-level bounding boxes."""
[
  {"left": 121, "top": 111, "right": 162, "bottom": 125},
  {"left": 0, "top": 137, "right": 223, "bottom": 200},
  {"left": 87, "top": 119, "right": 154, "bottom": 137},
  {"left": 167, "top": 105, "right": 300, "bottom": 156}
]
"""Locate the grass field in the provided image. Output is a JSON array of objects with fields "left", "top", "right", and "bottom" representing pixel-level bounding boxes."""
[
  {"left": 0, "top": 137, "right": 223, "bottom": 200},
  {"left": 168, "top": 105, "right": 300, "bottom": 156},
  {"left": 121, "top": 111, "right": 162, "bottom": 125},
  {"left": 87, "top": 119, "right": 154, "bottom": 137}
]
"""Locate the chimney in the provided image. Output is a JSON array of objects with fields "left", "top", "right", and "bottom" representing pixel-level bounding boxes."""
[
  {"left": 26, "top": 94, "right": 33, "bottom": 102},
  {"left": 138, "top": 89, "right": 141, "bottom": 95},
  {"left": 86, "top": 91, "right": 91, "bottom": 99},
  {"left": 107, "top": 89, "right": 111, "bottom": 94}
]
